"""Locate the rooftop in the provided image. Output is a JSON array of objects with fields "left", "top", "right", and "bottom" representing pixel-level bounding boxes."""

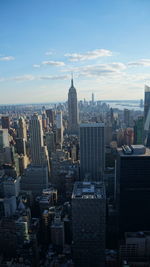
[
  {"left": 80, "top": 122, "right": 105, "bottom": 128},
  {"left": 117, "top": 145, "right": 150, "bottom": 157},
  {"left": 72, "top": 181, "right": 105, "bottom": 199}
]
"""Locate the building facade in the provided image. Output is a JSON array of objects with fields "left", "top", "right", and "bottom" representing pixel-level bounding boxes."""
[
  {"left": 80, "top": 123, "right": 105, "bottom": 181},
  {"left": 116, "top": 145, "right": 150, "bottom": 235},
  {"left": 68, "top": 79, "right": 78, "bottom": 134},
  {"left": 72, "top": 181, "right": 106, "bottom": 267}
]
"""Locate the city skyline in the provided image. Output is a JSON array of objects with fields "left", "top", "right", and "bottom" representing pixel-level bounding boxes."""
[{"left": 1, "top": 0, "right": 150, "bottom": 103}]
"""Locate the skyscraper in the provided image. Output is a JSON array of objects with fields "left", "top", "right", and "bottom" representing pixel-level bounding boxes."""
[
  {"left": 124, "top": 109, "right": 130, "bottom": 127},
  {"left": 30, "top": 113, "right": 45, "bottom": 166},
  {"left": 21, "top": 113, "right": 49, "bottom": 195},
  {"left": 1, "top": 116, "right": 10, "bottom": 129},
  {"left": 46, "top": 109, "right": 55, "bottom": 126},
  {"left": 92, "top": 92, "right": 94, "bottom": 104},
  {"left": 134, "top": 116, "right": 144, "bottom": 144},
  {"left": 72, "top": 181, "right": 106, "bottom": 267},
  {"left": 0, "top": 129, "right": 12, "bottom": 164},
  {"left": 144, "top": 85, "right": 150, "bottom": 146},
  {"left": 68, "top": 78, "right": 78, "bottom": 134},
  {"left": 80, "top": 123, "right": 105, "bottom": 181},
  {"left": 18, "top": 117, "right": 27, "bottom": 141},
  {"left": 116, "top": 145, "right": 150, "bottom": 235},
  {"left": 56, "top": 111, "right": 63, "bottom": 148}
]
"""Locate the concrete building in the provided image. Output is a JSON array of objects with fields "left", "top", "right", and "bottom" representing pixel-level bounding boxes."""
[
  {"left": 45, "top": 131, "right": 55, "bottom": 157},
  {"left": 51, "top": 213, "right": 65, "bottom": 249},
  {"left": 1, "top": 115, "right": 10, "bottom": 129},
  {"left": 120, "top": 231, "right": 150, "bottom": 266},
  {"left": 68, "top": 78, "right": 79, "bottom": 134},
  {"left": 30, "top": 113, "right": 48, "bottom": 166},
  {"left": 80, "top": 123, "right": 105, "bottom": 181},
  {"left": 0, "top": 218, "right": 17, "bottom": 257},
  {"left": 2, "top": 176, "right": 20, "bottom": 197},
  {"left": 15, "top": 216, "right": 30, "bottom": 244},
  {"left": 15, "top": 137, "right": 26, "bottom": 155},
  {"left": 124, "top": 109, "right": 130, "bottom": 127},
  {"left": 21, "top": 165, "right": 48, "bottom": 196},
  {"left": 72, "top": 181, "right": 106, "bottom": 267},
  {"left": 56, "top": 111, "right": 63, "bottom": 148},
  {"left": 0, "top": 129, "right": 12, "bottom": 164},
  {"left": 116, "top": 145, "right": 150, "bottom": 235},
  {"left": 46, "top": 109, "right": 55, "bottom": 126},
  {"left": 0, "top": 196, "right": 17, "bottom": 217},
  {"left": 18, "top": 117, "right": 27, "bottom": 141}
]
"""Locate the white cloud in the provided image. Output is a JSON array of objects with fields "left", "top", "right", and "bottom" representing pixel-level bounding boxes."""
[
  {"left": 0, "top": 56, "right": 15, "bottom": 61},
  {"left": 33, "top": 64, "right": 40, "bottom": 68},
  {"left": 0, "top": 74, "right": 69, "bottom": 82},
  {"left": 12, "top": 75, "right": 35, "bottom": 81},
  {"left": 40, "top": 75, "right": 69, "bottom": 80},
  {"left": 42, "top": 60, "right": 65, "bottom": 66},
  {"left": 65, "top": 49, "right": 112, "bottom": 62},
  {"left": 45, "top": 51, "right": 53, "bottom": 56},
  {"left": 65, "top": 63, "right": 126, "bottom": 78},
  {"left": 128, "top": 59, "right": 150, "bottom": 67}
]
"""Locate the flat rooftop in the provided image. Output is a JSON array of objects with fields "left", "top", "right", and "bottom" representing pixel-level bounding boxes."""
[
  {"left": 80, "top": 122, "right": 104, "bottom": 128},
  {"left": 72, "top": 181, "right": 105, "bottom": 199},
  {"left": 117, "top": 145, "right": 150, "bottom": 157}
]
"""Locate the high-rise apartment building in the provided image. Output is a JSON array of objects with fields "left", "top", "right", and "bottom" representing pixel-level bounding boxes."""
[
  {"left": 80, "top": 123, "right": 105, "bottom": 181},
  {"left": 116, "top": 145, "right": 150, "bottom": 235},
  {"left": 72, "top": 181, "right": 106, "bottom": 267},
  {"left": 68, "top": 78, "right": 78, "bottom": 134}
]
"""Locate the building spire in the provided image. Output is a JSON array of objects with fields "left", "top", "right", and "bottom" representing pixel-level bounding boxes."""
[{"left": 71, "top": 72, "right": 74, "bottom": 87}]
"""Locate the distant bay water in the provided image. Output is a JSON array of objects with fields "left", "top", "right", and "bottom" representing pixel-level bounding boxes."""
[{"left": 102, "top": 100, "right": 143, "bottom": 111}]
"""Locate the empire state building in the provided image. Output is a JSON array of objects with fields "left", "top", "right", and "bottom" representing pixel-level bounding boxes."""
[{"left": 68, "top": 78, "right": 79, "bottom": 134}]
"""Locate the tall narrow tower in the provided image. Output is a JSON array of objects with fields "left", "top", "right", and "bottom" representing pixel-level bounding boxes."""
[
  {"left": 144, "top": 85, "right": 150, "bottom": 146},
  {"left": 30, "top": 113, "right": 47, "bottom": 166},
  {"left": 68, "top": 78, "right": 78, "bottom": 134},
  {"left": 18, "top": 117, "right": 27, "bottom": 141}
]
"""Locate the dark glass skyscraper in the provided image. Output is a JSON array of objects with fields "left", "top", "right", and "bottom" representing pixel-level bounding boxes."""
[{"left": 116, "top": 145, "right": 150, "bottom": 235}]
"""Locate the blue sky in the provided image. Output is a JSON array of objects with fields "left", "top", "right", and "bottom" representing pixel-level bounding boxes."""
[{"left": 0, "top": 0, "right": 150, "bottom": 104}]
